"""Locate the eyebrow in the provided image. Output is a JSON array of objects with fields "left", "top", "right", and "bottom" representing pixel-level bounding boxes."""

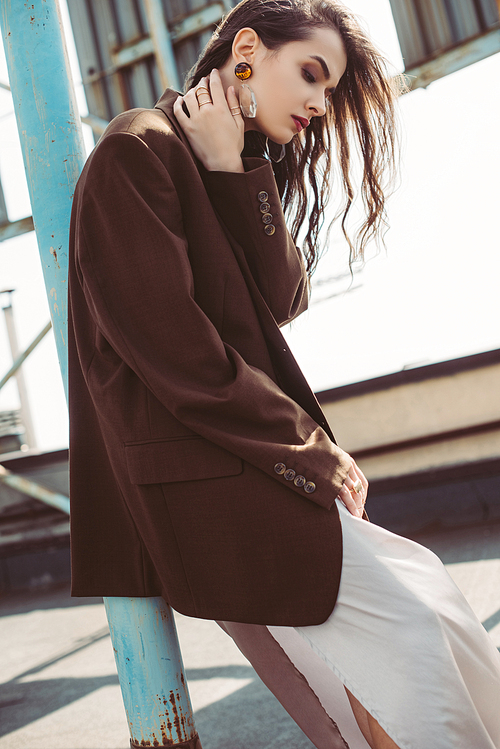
[
  {"left": 308, "top": 55, "right": 336, "bottom": 93},
  {"left": 309, "top": 55, "right": 330, "bottom": 80}
]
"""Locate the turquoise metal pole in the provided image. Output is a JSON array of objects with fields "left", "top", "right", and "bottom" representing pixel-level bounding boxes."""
[
  {"left": 105, "top": 597, "right": 197, "bottom": 748},
  {"left": 0, "top": 3, "right": 200, "bottom": 747},
  {"left": 0, "top": 0, "right": 84, "bottom": 398}
]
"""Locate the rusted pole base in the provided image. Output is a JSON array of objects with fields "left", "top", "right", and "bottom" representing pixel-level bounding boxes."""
[{"left": 130, "top": 734, "right": 202, "bottom": 749}]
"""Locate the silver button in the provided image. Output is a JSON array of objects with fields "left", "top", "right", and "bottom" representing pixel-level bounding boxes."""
[
  {"left": 284, "top": 469, "right": 296, "bottom": 481},
  {"left": 259, "top": 202, "right": 271, "bottom": 213},
  {"left": 264, "top": 224, "right": 276, "bottom": 236},
  {"left": 293, "top": 475, "right": 306, "bottom": 488},
  {"left": 257, "top": 191, "right": 268, "bottom": 202},
  {"left": 261, "top": 213, "right": 273, "bottom": 224},
  {"left": 304, "top": 481, "right": 316, "bottom": 494},
  {"left": 274, "top": 462, "right": 286, "bottom": 475}
]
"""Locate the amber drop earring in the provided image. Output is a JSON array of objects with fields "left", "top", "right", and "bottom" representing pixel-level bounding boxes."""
[
  {"left": 235, "top": 62, "right": 257, "bottom": 118},
  {"left": 234, "top": 62, "right": 252, "bottom": 80}
]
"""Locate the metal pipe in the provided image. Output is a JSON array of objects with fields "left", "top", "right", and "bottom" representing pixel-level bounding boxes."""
[
  {"left": 0, "top": 216, "right": 35, "bottom": 243},
  {"left": 0, "top": 320, "right": 52, "bottom": 393},
  {"left": 105, "top": 596, "right": 200, "bottom": 748},
  {"left": 0, "top": 464, "right": 71, "bottom": 514},
  {"left": 143, "top": 0, "right": 181, "bottom": 91},
  {"left": 0, "top": 0, "right": 84, "bottom": 399},
  {"left": 1, "top": 291, "right": 37, "bottom": 447},
  {"left": 0, "top": 3, "right": 199, "bottom": 747}
]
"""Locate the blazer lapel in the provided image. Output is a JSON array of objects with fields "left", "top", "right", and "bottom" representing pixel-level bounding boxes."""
[
  {"left": 217, "top": 217, "right": 337, "bottom": 444},
  {"left": 155, "top": 90, "right": 337, "bottom": 444}
]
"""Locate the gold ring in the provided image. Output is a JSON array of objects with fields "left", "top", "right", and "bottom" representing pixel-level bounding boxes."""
[
  {"left": 195, "top": 86, "right": 210, "bottom": 97},
  {"left": 231, "top": 107, "right": 242, "bottom": 116},
  {"left": 352, "top": 479, "right": 363, "bottom": 494},
  {"left": 198, "top": 99, "right": 212, "bottom": 107}
]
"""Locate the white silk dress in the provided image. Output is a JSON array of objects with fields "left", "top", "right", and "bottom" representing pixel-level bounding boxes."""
[{"left": 220, "top": 500, "right": 500, "bottom": 748}]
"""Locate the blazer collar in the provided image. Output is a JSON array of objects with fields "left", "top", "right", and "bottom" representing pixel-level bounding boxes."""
[{"left": 155, "top": 88, "right": 192, "bottom": 150}]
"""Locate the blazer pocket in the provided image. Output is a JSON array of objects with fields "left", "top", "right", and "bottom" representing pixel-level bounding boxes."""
[{"left": 125, "top": 436, "right": 243, "bottom": 485}]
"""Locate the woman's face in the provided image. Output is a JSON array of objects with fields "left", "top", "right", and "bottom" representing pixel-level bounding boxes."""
[{"left": 243, "top": 27, "right": 347, "bottom": 144}]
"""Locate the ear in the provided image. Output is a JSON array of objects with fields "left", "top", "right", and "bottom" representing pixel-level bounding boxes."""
[{"left": 231, "top": 27, "right": 262, "bottom": 65}]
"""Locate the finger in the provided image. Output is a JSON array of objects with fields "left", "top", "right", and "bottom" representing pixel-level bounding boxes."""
[
  {"left": 347, "top": 462, "right": 358, "bottom": 483},
  {"left": 344, "top": 471, "right": 366, "bottom": 511},
  {"left": 337, "top": 483, "right": 363, "bottom": 517},
  {"left": 208, "top": 69, "right": 223, "bottom": 104},
  {"left": 344, "top": 473, "right": 355, "bottom": 491},
  {"left": 226, "top": 85, "right": 244, "bottom": 123},
  {"left": 352, "top": 459, "right": 369, "bottom": 492},
  {"left": 173, "top": 95, "right": 189, "bottom": 121},
  {"left": 186, "top": 78, "right": 212, "bottom": 110},
  {"left": 344, "top": 467, "right": 361, "bottom": 495}
]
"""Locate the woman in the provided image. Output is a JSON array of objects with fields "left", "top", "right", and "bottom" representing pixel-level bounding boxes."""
[{"left": 68, "top": 0, "right": 500, "bottom": 747}]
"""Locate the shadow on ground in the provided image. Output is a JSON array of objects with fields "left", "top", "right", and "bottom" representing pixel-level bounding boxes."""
[{"left": 0, "top": 666, "right": 314, "bottom": 749}]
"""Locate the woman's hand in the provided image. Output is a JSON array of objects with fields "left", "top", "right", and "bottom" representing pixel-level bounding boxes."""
[
  {"left": 336, "top": 453, "right": 369, "bottom": 518},
  {"left": 173, "top": 70, "right": 245, "bottom": 173}
]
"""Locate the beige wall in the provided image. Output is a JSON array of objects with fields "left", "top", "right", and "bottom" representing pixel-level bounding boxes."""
[{"left": 321, "top": 362, "right": 500, "bottom": 480}]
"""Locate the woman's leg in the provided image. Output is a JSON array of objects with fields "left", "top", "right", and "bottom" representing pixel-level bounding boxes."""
[
  {"left": 217, "top": 620, "right": 350, "bottom": 749},
  {"left": 345, "top": 688, "right": 400, "bottom": 749}
]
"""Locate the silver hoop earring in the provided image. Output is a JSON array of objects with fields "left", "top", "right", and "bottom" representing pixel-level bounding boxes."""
[{"left": 265, "top": 137, "right": 286, "bottom": 163}]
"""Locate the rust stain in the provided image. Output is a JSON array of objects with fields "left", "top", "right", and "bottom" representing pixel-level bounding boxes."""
[
  {"left": 168, "top": 690, "right": 183, "bottom": 742},
  {"left": 159, "top": 720, "right": 175, "bottom": 745},
  {"left": 180, "top": 672, "right": 185, "bottom": 687},
  {"left": 49, "top": 246, "right": 60, "bottom": 268}
]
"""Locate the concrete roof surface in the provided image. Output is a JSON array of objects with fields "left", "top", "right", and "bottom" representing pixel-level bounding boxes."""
[{"left": 1, "top": 520, "right": 499, "bottom": 749}]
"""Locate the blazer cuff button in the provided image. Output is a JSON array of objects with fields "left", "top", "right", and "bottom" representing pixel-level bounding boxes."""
[
  {"left": 304, "top": 481, "right": 316, "bottom": 494},
  {"left": 264, "top": 224, "right": 276, "bottom": 236},
  {"left": 257, "top": 191, "right": 268, "bottom": 202},
  {"left": 274, "top": 462, "right": 286, "bottom": 475},
  {"left": 284, "top": 469, "right": 296, "bottom": 481},
  {"left": 293, "top": 475, "right": 306, "bottom": 487}
]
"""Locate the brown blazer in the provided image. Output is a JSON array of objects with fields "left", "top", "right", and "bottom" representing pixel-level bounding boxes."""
[{"left": 68, "top": 89, "right": 351, "bottom": 626}]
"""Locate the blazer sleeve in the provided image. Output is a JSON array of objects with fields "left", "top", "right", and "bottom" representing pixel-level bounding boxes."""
[
  {"left": 73, "top": 131, "right": 350, "bottom": 510},
  {"left": 201, "top": 157, "right": 308, "bottom": 326}
]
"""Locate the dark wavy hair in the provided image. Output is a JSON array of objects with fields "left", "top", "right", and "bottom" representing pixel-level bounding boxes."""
[{"left": 185, "top": 0, "right": 401, "bottom": 274}]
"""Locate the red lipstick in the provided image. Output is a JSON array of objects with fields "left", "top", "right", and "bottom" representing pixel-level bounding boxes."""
[{"left": 292, "top": 116, "right": 309, "bottom": 132}]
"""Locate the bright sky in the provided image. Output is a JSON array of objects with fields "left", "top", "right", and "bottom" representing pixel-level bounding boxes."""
[{"left": 0, "top": 0, "right": 499, "bottom": 451}]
